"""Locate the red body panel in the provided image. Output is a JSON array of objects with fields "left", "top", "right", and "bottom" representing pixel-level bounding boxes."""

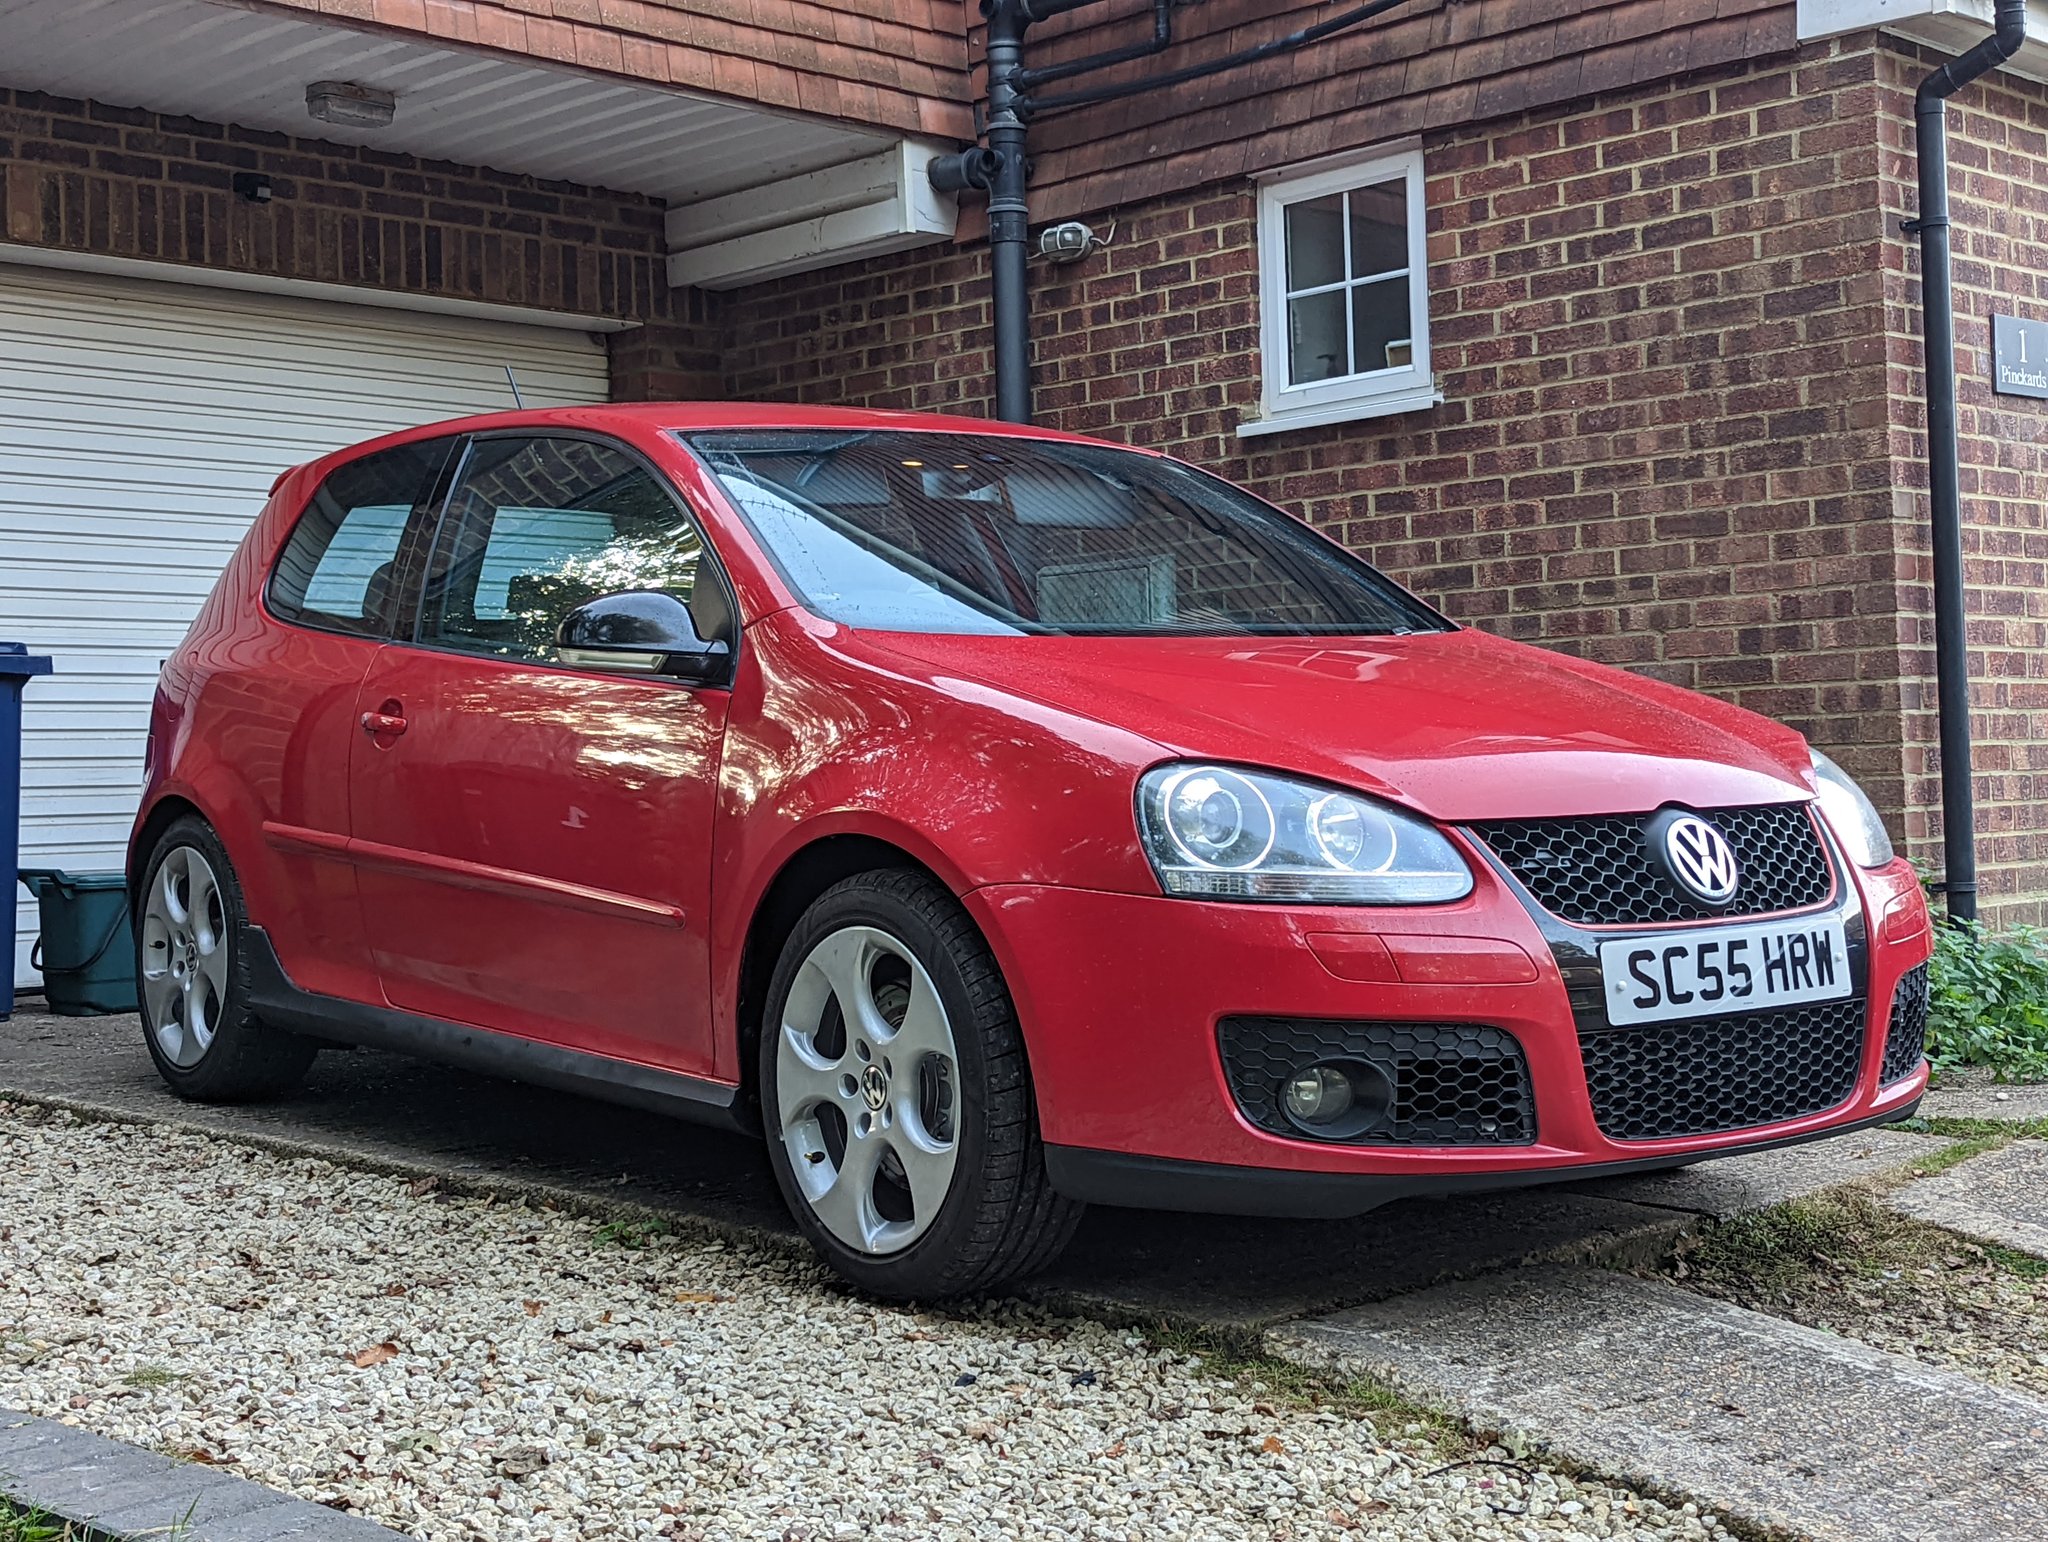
[
  {"left": 347, "top": 645, "right": 728, "bottom": 1072},
  {"left": 134, "top": 403, "right": 1936, "bottom": 1190}
]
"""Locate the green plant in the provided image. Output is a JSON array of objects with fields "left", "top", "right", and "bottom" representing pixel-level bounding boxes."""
[
  {"left": 594, "top": 1216, "right": 670, "bottom": 1250},
  {"left": 0, "top": 1504, "right": 71, "bottom": 1542},
  {"left": 1925, "top": 913, "right": 2048, "bottom": 1082}
]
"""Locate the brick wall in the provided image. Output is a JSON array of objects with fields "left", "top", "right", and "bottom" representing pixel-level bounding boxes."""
[
  {"left": 717, "top": 35, "right": 2048, "bottom": 922},
  {"left": 1877, "top": 41, "right": 2048, "bottom": 926},
  {"left": 0, "top": 85, "right": 704, "bottom": 398}
]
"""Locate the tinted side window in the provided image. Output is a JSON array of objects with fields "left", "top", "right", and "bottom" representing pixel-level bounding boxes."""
[
  {"left": 268, "top": 441, "right": 445, "bottom": 636},
  {"left": 421, "top": 437, "right": 706, "bottom": 662}
]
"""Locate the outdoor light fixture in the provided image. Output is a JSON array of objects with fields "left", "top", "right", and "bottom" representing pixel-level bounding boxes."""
[
  {"left": 231, "top": 173, "right": 273, "bottom": 205},
  {"left": 305, "top": 80, "right": 396, "bottom": 130}
]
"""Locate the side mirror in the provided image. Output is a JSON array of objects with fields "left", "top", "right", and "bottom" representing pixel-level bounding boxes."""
[{"left": 556, "top": 591, "right": 733, "bottom": 686}]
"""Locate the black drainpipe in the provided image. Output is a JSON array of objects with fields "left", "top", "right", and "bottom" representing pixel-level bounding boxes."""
[{"left": 1908, "top": 0, "right": 2026, "bottom": 926}]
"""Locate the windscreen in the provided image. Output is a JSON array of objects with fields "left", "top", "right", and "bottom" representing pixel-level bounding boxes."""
[{"left": 682, "top": 430, "right": 1448, "bottom": 637}]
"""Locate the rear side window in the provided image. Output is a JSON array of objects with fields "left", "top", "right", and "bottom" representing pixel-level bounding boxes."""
[
  {"left": 268, "top": 441, "right": 446, "bottom": 635},
  {"left": 419, "top": 436, "right": 708, "bottom": 662}
]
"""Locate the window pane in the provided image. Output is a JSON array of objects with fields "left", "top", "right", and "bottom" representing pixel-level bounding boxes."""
[
  {"left": 268, "top": 441, "right": 442, "bottom": 635},
  {"left": 1350, "top": 275, "right": 1413, "bottom": 375},
  {"left": 422, "top": 437, "right": 703, "bottom": 662},
  {"left": 1283, "top": 193, "right": 1345, "bottom": 291},
  {"left": 1348, "top": 178, "right": 1409, "bottom": 276},
  {"left": 1288, "top": 289, "right": 1350, "bottom": 384},
  {"left": 688, "top": 430, "right": 1448, "bottom": 638}
]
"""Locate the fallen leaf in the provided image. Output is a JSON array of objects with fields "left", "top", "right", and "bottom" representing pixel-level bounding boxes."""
[
  {"left": 408, "top": 1177, "right": 439, "bottom": 1197},
  {"left": 1101, "top": 1440, "right": 1126, "bottom": 1459},
  {"left": 523, "top": 1301, "right": 544, "bottom": 1317},
  {"left": 672, "top": 1290, "right": 723, "bottom": 1304},
  {"left": 350, "top": 1343, "right": 398, "bottom": 1368},
  {"left": 383, "top": 1284, "right": 408, "bottom": 1298},
  {"left": 1261, "top": 1435, "right": 1288, "bottom": 1456}
]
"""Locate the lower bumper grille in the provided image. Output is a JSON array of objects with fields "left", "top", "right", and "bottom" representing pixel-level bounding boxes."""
[
  {"left": 1219, "top": 1018, "right": 1535, "bottom": 1145},
  {"left": 1579, "top": 998, "right": 1867, "bottom": 1141},
  {"left": 1881, "top": 964, "right": 1931, "bottom": 1086}
]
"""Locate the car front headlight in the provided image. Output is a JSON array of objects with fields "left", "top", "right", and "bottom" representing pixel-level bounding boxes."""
[
  {"left": 1810, "top": 749, "right": 1895, "bottom": 868},
  {"left": 1136, "top": 764, "right": 1473, "bottom": 904}
]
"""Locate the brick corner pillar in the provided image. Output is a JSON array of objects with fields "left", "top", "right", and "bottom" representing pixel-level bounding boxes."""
[{"left": 607, "top": 291, "right": 725, "bottom": 402}]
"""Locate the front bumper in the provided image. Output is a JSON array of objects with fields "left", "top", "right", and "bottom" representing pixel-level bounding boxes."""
[{"left": 966, "top": 854, "right": 1933, "bottom": 1214}]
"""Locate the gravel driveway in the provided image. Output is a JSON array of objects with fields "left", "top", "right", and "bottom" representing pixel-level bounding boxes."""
[{"left": 0, "top": 1101, "right": 1735, "bottom": 1542}]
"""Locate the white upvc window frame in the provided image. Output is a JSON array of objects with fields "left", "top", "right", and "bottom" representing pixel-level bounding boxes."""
[{"left": 1242, "top": 141, "right": 1440, "bottom": 439}]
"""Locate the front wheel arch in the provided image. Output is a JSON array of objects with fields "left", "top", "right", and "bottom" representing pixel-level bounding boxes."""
[{"left": 734, "top": 835, "right": 936, "bottom": 1117}]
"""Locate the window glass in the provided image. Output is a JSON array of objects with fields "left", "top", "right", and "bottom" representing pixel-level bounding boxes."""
[
  {"left": 267, "top": 441, "right": 444, "bottom": 636},
  {"left": 688, "top": 430, "right": 1447, "bottom": 638},
  {"left": 1274, "top": 168, "right": 1416, "bottom": 389},
  {"left": 421, "top": 437, "right": 705, "bottom": 661}
]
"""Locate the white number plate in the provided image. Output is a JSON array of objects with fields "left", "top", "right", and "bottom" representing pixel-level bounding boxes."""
[{"left": 1599, "top": 916, "right": 1852, "bottom": 1027}]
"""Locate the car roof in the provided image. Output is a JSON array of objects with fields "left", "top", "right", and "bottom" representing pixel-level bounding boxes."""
[{"left": 289, "top": 402, "right": 1154, "bottom": 490}]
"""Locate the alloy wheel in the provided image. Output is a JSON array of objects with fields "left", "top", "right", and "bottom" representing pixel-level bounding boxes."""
[
  {"left": 140, "top": 845, "right": 229, "bottom": 1069},
  {"left": 775, "top": 925, "right": 961, "bottom": 1255}
]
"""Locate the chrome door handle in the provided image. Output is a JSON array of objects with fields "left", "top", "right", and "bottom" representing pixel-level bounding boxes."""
[{"left": 359, "top": 711, "right": 408, "bottom": 737}]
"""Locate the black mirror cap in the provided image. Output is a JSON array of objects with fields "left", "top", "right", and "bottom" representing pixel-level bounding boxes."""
[{"left": 556, "top": 590, "right": 735, "bottom": 686}]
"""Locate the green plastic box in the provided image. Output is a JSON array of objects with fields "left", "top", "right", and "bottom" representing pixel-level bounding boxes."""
[{"left": 17, "top": 869, "right": 138, "bottom": 1016}]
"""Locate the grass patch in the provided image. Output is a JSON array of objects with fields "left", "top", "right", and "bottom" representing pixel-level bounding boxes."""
[
  {"left": 121, "top": 1364, "right": 177, "bottom": 1390},
  {"left": 1669, "top": 1189, "right": 2048, "bottom": 1398},
  {"left": 1142, "top": 1321, "right": 1479, "bottom": 1457},
  {"left": 0, "top": 1506, "right": 78, "bottom": 1542},
  {"left": 1897, "top": 1113, "right": 2048, "bottom": 1141}
]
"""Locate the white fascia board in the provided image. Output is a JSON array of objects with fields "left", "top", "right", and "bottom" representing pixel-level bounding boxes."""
[
  {"left": 1799, "top": 0, "right": 2048, "bottom": 83},
  {"left": 666, "top": 139, "right": 957, "bottom": 291}
]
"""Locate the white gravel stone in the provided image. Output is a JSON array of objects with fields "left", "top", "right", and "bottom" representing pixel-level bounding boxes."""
[{"left": 0, "top": 1103, "right": 1737, "bottom": 1541}]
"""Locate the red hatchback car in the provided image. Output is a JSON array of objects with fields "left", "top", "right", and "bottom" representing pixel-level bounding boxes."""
[{"left": 131, "top": 405, "right": 1933, "bottom": 1297}]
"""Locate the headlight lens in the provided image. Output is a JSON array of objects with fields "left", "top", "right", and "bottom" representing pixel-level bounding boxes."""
[
  {"left": 1810, "top": 749, "right": 1894, "bottom": 868},
  {"left": 1138, "top": 765, "right": 1473, "bottom": 904}
]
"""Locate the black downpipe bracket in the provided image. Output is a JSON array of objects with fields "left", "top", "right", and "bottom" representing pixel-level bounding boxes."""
[{"left": 1909, "top": 0, "right": 2026, "bottom": 926}]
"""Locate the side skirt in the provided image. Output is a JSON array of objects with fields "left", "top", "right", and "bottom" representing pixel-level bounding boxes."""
[{"left": 242, "top": 927, "right": 751, "bottom": 1134}]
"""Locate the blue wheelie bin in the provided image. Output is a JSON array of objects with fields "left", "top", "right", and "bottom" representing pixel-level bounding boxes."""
[{"left": 3, "top": 642, "right": 55, "bottom": 1023}]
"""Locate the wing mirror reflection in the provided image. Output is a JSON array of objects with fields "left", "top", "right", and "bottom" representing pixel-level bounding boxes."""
[{"left": 556, "top": 591, "right": 733, "bottom": 686}]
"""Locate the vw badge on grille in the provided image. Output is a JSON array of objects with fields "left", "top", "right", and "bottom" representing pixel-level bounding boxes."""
[{"left": 1661, "top": 814, "right": 1739, "bottom": 905}]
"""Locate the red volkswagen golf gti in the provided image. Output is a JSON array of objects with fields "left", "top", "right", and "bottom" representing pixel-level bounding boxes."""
[{"left": 131, "top": 405, "right": 1933, "bottom": 1297}]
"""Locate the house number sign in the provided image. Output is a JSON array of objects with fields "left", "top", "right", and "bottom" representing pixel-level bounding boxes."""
[{"left": 1992, "top": 313, "right": 2048, "bottom": 398}]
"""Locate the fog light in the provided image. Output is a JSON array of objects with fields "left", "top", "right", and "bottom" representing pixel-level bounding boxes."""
[{"left": 1284, "top": 1064, "right": 1355, "bottom": 1126}]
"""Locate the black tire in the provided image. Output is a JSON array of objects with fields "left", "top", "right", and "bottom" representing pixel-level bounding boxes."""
[
  {"left": 136, "top": 816, "right": 317, "bottom": 1102},
  {"left": 758, "top": 869, "right": 1082, "bottom": 1300}
]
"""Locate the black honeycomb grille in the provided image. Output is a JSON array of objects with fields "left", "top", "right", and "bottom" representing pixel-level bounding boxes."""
[
  {"left": 1881, "top": 964, "right": 1931, "bottom": 1086},
  {"left": 1219, "top": 1018, "right": 1535, "bottom": 1145},
  {"left": 1471, "top": 803, "right": 1833, "bottom": 926},
  {"left": 1579, "top": 998, "right": 1866, "bottom": 1141}
]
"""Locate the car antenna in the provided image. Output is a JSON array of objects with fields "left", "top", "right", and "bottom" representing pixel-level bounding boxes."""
[{"left": 503, "top": 366, "right": 526, "bottom": 409}]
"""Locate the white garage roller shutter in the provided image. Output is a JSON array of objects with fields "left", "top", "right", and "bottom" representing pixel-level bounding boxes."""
[{"left": 1, "top": 260, "right": 612, "bottom": 990}]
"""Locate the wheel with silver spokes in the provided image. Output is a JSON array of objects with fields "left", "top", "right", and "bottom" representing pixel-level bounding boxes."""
[
  {"left": 140, "top": 844, "right": 229, "bottom": 1069},
  {"left": 759, "top": 869, "right": 1082, "bottom": 1299},
  {"left": 776, "top": 926, "right": 961, "bottom": 1256},
  {"left": 137, "top": 816, "right": 316, "bottom": 1102}
]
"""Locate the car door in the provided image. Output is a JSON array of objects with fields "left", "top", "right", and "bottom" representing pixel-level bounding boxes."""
[
  {"left": 247, "top": 437, "right": 454, "bottom": 1003},
  {"left": 347, "top": 432, "right": 733, "bottom": 1076}
]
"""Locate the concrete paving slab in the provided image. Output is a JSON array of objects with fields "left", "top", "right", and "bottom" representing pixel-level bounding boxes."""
[
  {"left": 1920, "top": 1068, "right": 2048, "bottom": 1122},
  {"left": 1275, "top": 1265, "right": 2048, "bottom": 1542},
  {"left": 1572, "top": 1127, "right": 1952, "bottom": 1218},
  {"left": 0, "top": 1010, "right": 1698, "bottom": 1326},
  {"left": 0, "top": 1406, "right": 399, "bottom": 1539},
  {"left": 1887, "top": 1139, "right": 2048, "bottom": 1257}
]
